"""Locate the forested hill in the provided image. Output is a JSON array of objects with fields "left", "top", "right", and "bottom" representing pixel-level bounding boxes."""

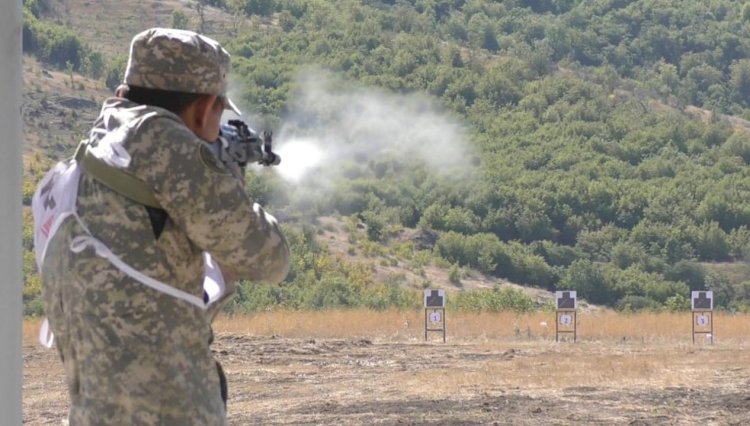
[{"left": 20, "top": 0, "right": 750, "bottom": 314}]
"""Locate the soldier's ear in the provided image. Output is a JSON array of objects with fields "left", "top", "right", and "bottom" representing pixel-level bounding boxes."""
[
  {"left": 179, "top": 94, "right": 217, "bottom": 138},
  {"left": 193, "top": 95, "right": 218, "bottom": 129}
]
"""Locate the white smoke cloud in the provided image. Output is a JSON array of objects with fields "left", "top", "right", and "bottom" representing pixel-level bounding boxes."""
[{"left": 272, "top": 70, "right": 476, "bottom": 187}]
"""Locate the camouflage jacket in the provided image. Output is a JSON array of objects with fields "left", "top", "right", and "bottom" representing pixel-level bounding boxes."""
[{"left": 40, "top": 98, "right": 290, "bottom": 425}]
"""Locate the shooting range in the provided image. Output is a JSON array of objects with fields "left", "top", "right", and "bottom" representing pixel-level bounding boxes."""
[
  {"left": 0, "top": 1, "right": 24, "bottom": 423},
  {"left": 424, "top": 289, "right": 446, "bottom": 342},
  {"left": 555, "top": 290, "right": 577, "bottom": 342},
  {"left": 692, "top": 291, "right": 714, "bottom": 344}
]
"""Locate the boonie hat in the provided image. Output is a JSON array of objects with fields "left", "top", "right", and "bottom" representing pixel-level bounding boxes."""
[{"left": 124, "top": 27, "right": 241, "bottom": 115}]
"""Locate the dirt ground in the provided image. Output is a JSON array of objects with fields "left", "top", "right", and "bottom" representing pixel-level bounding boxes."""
[{"left": 23, "top": 332, "right": 750, "bottom": 425}]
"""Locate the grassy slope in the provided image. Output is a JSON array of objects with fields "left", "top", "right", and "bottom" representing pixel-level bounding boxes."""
[
  {"left": 23, "top": 0, "right": 242, "bottom": 170},
  {"left": 24, "top": 0, "right": 533, "bottom": 301},
  {"left": 24, "top": 0, "right": 750, "bottom": 307}
]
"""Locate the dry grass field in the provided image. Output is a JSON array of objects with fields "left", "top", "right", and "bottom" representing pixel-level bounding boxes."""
[{"left": 23, "top": 310, "right": 750, "bottom": 425}]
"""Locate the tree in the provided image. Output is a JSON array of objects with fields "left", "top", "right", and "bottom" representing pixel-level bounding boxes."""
[
  {"left": 230, "top": 0, "right": 276, "bottom": 17},
  {"left": 194, "top": 0, "right": 207, "bottom": 33},
  {"left": 730, "top": 59, "right": 750, "bottom": 106},
  {"left": 172, "top": 10, "right": 189, "bottom": 30},
  {"left": 104, "top": 56, "right": 127, "bottom": 91},
  {"left": 664, "top": 261, "right": 706, "bottom": 291},
  {"left": 558, "top": 259, "right": 612, "bottom": 305},
  {"left": 743, "top": 3, "right": 750, "bottom": 22}
]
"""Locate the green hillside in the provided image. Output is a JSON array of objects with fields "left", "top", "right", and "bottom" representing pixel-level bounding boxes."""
[{"left": 21, "top": 0, "right": 750, "bottom": 315}]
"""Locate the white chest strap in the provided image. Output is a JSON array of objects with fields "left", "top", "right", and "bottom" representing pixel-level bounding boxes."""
[
  {"left": 34, "top": 160, "right": 226, "bottom": 348},
  {"left": 70, "top": 235, "right": 208, "bottom": 308},
  {"left": 38, "top": 236, "right": 226, "bottom": 348}
]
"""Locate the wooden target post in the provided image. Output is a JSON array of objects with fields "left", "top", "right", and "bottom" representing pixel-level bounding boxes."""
[
  {"left": 692, "top": 291, "right": 714, "bottom": 345},
  {"left": 424, "top": 289, "right": 446, "bottom": 343},
  {"left": 555, "top": 291, "right": 577, "bottom": 342}
]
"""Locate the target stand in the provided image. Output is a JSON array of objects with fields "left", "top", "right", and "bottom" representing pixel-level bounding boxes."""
[
  {"left": 424, "top": 289, "right": 446, "bottom": 342},
  {"left": 692, "top": 291, "right": 714, "bottom": 345},
  {"left": 555, "top": 291, "right": 577, "bottom": 342}
]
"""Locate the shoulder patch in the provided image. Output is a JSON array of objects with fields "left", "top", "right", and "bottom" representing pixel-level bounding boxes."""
[{"left": 199, "top": 143, "right": 231, "bottom": 175}]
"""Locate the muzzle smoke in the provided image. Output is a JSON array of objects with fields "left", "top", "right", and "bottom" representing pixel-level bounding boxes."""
[
  {"left": 231, "top": 70, "right": 477, "bottom": 215},
  {"left": 273, "top": 70, "right": 475, "bottom": 185}
]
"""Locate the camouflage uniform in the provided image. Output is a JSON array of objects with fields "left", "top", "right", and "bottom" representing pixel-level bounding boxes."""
[{"left": 38, "top": 28, "right": 290, "bottom": 425}]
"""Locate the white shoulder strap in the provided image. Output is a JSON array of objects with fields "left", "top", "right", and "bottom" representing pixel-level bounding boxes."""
[{"left": 31, "top": 160, "right": 81, "bottom": 270}]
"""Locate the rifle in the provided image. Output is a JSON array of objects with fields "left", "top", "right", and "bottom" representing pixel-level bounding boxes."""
[{"left": 209, "top": 119, "right": 281, "bottom": 176}]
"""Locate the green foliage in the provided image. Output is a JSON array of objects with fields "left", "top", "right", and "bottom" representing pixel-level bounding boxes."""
[
  {"left": 227, "top": 274, "right": 421, "bottom": 312},
  {"left": 22, "top": 180, "right": 36, "bottom": 206},
  {"left": 104, "top": 55, "right": 128, "bottom": 90},
  {"left": 532, "top": 240, "right": 584, "bottom": 267},
  {"left": 230, "top": 0, "right": 276, "bottom": 17},
  {"left": 705, "top": 271, "right": 733, "bottom": 309},
  {"left": 616, "top": 295, "right": 662, "bottom": 312},
  {"left": 172, "top": 10, "right": 190, "bottom": 29},
  {"left": 79, "top": 51, "right": 105, "bottom": 79},
  {"left": 23, "top": 0, "right": 51, "bottom": 19},
  {"left": 664, "top": 294, "right": 690, "bottom": 312},
  {"left": 22, "top": 0, "right": 119, "bottom": 85},
  {"left": 436, "top": 232, "right": 556, "bottom": 288},
  {"left": 22, "top": 211, "right": 35, "bottom": 251},
  {"left": 22, "top": 7, "right": 102, "bottom": 79},
  {"left": 448, "top": 263, "right": 462, "bottom": 285},
  {"left": 360, "top": 210, "right": 386, "bottom": 242},
  {"left": 224, "top": 223, "right": 421, "bottom": 313},
  {"left": 23, "top": 249, "right": 43, "bottom": 316},
  {"left": 23, "top": 12, "right": 82, "bottom": 70},
  {"left": 450, "top": 286, "right": 536, "bottom": 313},
  {"left": 419, "top": 203, "right": 480, "bottom": 234},
  {"left": 26, "top": 0, "right": 750, "bottom": 314},
  {"left": 664, "top": 261, "right": 706, "bottom": 292},
  {"left": 558, "top": 259, "right": 611, "bottom": 305}
]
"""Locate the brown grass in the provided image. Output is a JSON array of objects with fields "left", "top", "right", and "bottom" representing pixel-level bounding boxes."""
[
  {"left": 24, "top": 310, "right": 750, "bottom": 424},
  {"left": 395, "top": 343, "right": 749, "bottom": 398},
  {"left": 26, "top": 310, "right": 748, "bottom": 345},
  {"left": 46, "top": 0, "right": 239, "bottom": 57},
  {"left": 209, "top": 310, "right": 750, "bottom": 406},
  {"left": 211, "top": 309, "right": 750, "bottom": 344},
  {"left": 23, "top": 317, "right": 44, "bottom": 344}
]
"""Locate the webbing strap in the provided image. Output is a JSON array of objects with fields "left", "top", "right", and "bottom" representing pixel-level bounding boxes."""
[
  {"left": 74, "top": 141, "right": 163, "bottom": 209},
  {"left": 70, "top": 235, "right": 208, "bottom": 309}
]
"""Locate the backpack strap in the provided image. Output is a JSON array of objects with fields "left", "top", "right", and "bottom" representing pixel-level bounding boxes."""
[{"left": 74, "top": 140, "right": 163, "bottom": 209}]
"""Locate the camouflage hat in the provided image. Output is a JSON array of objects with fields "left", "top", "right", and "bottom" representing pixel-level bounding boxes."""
[{"left": 124, "top": 27, "right": 241, "bottom": 115}]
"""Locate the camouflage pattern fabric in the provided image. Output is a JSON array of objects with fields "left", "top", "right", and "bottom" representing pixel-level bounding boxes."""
[
  {"left": 125, "top": 28, "right": 241, "bottom": 115},
  {"left": 40, "top": 98, "right": 290, "bottom": 425}
]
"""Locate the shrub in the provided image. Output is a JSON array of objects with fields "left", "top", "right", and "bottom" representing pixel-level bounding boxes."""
[
  {"left": 558, "top": 259, "right": 612, "bottom": 305},
  {"left": 22, "top": 8, "right": 108, "bottom": 80},
  {"left": 172, "top": 10, "right": 189, "bottom": 29},
  {"left": 104, "top": 56, "right": 128, "bottom": 91},
  {"left": 360, "top": 210, "right": 386, "bottom": 242},
  {"left": 616, "top": 295, "right": 662, "bottom": 312},
  {"left": 450, "top": 286, "right": 536, "bottom": 313},
  {"left": 23, "top": 12, "right": 84, "bottom": 70},
  {"left": 664, "top": 261, "right": 706, "bottom": 291},
  {"left": 664, "top": 294, "right": 690, "bottom": 312},
  {"left": 448, "top": 264, "right": 462, "bottom": 285},
  {"left": 533, "top": 240, "right": 584, "bottom": 267}
]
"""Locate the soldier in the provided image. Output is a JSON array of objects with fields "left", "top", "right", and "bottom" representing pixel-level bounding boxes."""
[{"left": 34, "top": 28, "right": 290, "bottom": 425}]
